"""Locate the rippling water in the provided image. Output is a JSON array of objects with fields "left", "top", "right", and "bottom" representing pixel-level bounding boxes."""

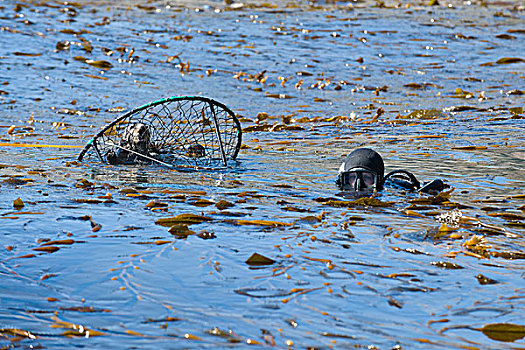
[{"left": 1, "top": 0, "right": 524, "bottom": 348}]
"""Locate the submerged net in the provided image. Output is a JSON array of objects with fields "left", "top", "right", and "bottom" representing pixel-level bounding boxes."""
[{"left": 78, "top": 96, "right": 242, "bottom": 168}]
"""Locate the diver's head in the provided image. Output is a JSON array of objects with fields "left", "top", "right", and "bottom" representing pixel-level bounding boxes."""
[{"left": 336, "top": 148, "right": 384, "bottom": 192}]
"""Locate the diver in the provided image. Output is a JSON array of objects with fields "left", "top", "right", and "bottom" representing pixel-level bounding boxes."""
[{"left": 336, "top": 148, "right": 445, "bottom": 195}]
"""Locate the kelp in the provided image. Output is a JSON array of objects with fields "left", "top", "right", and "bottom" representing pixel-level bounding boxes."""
[
  {"left": 58, "top": 306, "right": 109, "bottom": 312},
  {"left": 235, "top": 219, "right": 293, "bottom": 227},
  {"left": 155, "top": 213, "right": 213, "bottom": 227},
  {"left": 323, "top": 196, "right": 393, "bottom": 208},
  {"left": 215, "top": 200, "right": 234, "bottom": 210},
  {"left": 51, "top": 316, "right": 105, "bottom": 337},
  {"left": 73, "top": 56, "right": 113, "bottom": 69},
  {"left": 430, "top": 261, "right": 463, "bottom": 269},
  {"left": 13, "top": 197, "right": 24, "bottom": 208},
  {"left": 399, "top": 109, "right": 445, "bottom": 120},
  {"left": 441, "top": 323, "right": 525, "bottom": 343},
  {"left": 475, "top": 274, "right": 498, "bottom": 285},
  {"left": 480, "top": 323, "right": 525, "bottom": 342},
  {"left": 205, "top": 327, "right": 242, "bottom": 343},
  {"left": 168, "top": 224, "right": 195, "bottom": 237},
  {"left": 245, "top": 253, "right": 275, "bottom": 266},
  {"left": 0, "top": 328, "right": 38, "bottom": 339}
]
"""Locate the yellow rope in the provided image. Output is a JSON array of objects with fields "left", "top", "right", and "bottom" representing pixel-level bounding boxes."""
[{"left": 0, "top": 142, "right": 83, "bottom": 149}]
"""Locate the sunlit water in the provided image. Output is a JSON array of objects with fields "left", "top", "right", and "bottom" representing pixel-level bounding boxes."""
[{"left": 1, "top": 0, "right": 524, "bottom": 348}]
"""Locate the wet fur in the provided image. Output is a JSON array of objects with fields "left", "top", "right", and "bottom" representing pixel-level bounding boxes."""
[{"left": 106, "top": 123, "right": 151, "bottom": 164}]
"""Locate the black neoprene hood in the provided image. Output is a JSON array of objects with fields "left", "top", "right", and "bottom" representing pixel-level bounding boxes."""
[{"left": 337, "top": 148, "right": 385, "bottom": 190}]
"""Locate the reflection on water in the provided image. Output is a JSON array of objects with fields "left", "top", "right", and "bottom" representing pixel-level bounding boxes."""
[{"left": 1, "top": 0, "right": 524, "bottom": 348}]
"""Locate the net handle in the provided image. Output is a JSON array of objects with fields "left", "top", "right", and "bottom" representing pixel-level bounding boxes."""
[
  {"left": 107, "top": 142, "right": 175, "bottom": 168},
  {"left": 209, "top": 102, "right": 228, "bottom": 166}
]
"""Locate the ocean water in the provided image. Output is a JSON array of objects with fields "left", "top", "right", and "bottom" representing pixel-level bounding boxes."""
[{"left": 0, "top": 0, "right": 524, "bottom": 348}]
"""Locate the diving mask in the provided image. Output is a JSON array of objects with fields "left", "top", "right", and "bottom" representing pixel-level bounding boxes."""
[{"left": 337, "top": 168, "right": 379, "bottom": 191}]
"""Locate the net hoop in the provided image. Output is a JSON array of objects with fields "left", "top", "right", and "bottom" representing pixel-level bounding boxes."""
[{"left": 78, "top": 96, "right": 242, "bottom": 169}]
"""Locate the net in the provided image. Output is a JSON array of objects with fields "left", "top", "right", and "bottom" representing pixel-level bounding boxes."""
[{"left": 78, "top": 96, "right": 242, "bottom": 168}]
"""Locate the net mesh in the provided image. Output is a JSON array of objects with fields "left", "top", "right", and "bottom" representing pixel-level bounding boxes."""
[{"left": 79, "top": 97, "right": 241, "bottom": 168}]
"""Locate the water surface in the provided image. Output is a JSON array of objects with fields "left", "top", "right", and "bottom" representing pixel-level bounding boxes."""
[{"left": 1, "top": 0, "right": 524, "bottom": 348}]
